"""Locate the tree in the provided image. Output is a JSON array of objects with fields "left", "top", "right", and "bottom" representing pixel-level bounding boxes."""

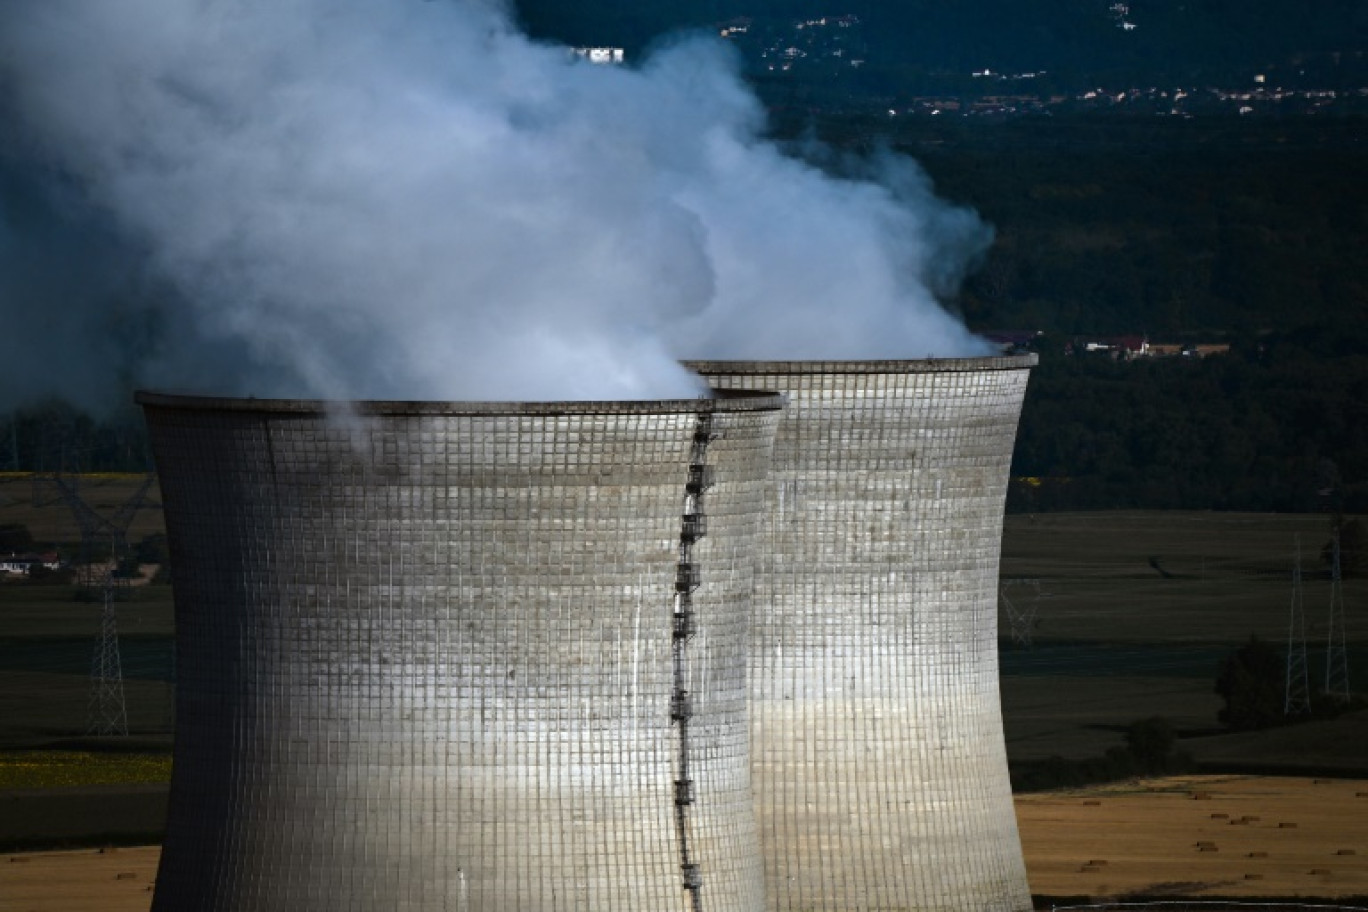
[
  {"left": 134, "top": 532, "right": 168, "bottom": 565},
  {"left": 0, "top": 523, "right": 34, "bottom": 552},
  {"left": 1214, "top": 635, "right": 1284, "bottom": 731},
  {"left": 1124, "top": 716, "right": 1178, "bottom": 773}
]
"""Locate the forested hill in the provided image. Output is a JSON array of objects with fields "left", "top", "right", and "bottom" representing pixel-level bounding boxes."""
[
  {"left": 514, "top": 0, "right": 1368, "bottom": 90},
  {"left": 6, "top": 329, "right": 1366, "bottom": 515},
  {"left": 871, "top": 115, "right": 1368, "bottom": 340},
  {"left": 1010, "top": 331, "right": 1368, "bottom": 514}
]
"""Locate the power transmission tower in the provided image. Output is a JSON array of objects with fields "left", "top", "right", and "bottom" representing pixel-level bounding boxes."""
[
  {"left": 1284, "top": 535, "right": 1311, "bottom": 716},
  {"left": 89, "top": 584, "right": 129, "bottom": 736},
  {"left": 39, "top": 472, "right": 158, "bottom": 737},
  {"left": 1325, "top": 527, "right": 1351, "bottom": 702},
  {"left": 1000, "top": 578, "right": 1041, "bottom": 647}
]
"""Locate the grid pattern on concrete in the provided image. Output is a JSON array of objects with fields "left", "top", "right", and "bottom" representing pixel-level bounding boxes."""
[
  {"left": 691, "top": 357, "right": 1036, "bottom": 912},
  {"left": 139, "top": 393, "right": 781, "bottom": 912}
]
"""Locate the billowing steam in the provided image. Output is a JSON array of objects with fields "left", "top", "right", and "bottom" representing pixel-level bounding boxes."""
[{"left": 0, "top": 0, "right": 992, "bottom": 405}]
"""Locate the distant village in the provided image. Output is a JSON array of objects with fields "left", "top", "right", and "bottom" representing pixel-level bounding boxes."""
[
  {"left": 579, "top": 11, "right": 1368, "bottom": 120},
  {"left": 887, "top": 81, "right": 1367, "bottom": 121},
  {"left": 0, "top": 551, "right": 60, "bottom": 578},
  {"left": 986, "top": 331, "right": 1231, "bottom": 360}
]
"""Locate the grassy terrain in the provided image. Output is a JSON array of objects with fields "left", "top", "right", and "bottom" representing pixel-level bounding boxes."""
[
  {"left": 0, "top": 474, "right": 165, "bottom": 545},
  {"left": 0, "top": 587, "right": 174, "bottom": 641},
  {"left": 1184, "top": 713, "right": 1368, "bottom": 777},
  {"left": 997, "top": 511, "right": 1368, "bottom": 774},
  {"left": 0, "top": 786, "right": 168, "bottom": 853},
  {"left": 0, "top": 591, "right": 175, "bottom": 750},
  {"left": 1001, "top": 674, "right": 1225, "bottom": 761},
  {"left": 999, "top": 512, "right": 1367, "bottom": 646},
  {"left": 0, "top": 752, "right": 171, "bottom": 790}
]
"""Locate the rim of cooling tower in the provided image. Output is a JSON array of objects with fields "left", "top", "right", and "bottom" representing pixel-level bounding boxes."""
[
  {"left": 134, "top": 388, "right": 786, "bottom": 416},
  {"left": 684, "top": 352, "right": 1034, "bottom": 374},
  {"left": 683, "top": 353, "right": 1037, "bottom": 375}
]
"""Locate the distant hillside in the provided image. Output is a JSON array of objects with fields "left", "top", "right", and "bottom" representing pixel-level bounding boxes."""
[
  {"left": 751, "top": 113, "right": 1368, "bottom": 346},
  {"left": 513, "top": 0, "right": 1368, "bottom": 92}
]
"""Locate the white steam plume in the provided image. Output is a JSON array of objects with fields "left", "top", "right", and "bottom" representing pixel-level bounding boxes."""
[{"left": 0, "top": 0, "right": 993, "bottom": 405}]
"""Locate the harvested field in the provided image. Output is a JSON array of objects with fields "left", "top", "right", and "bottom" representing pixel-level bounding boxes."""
[
  {"left": 0, "top": 845, "right": 159, "bottom": 912},
  {"left": 1017, "top": 775, "right": 1368, "bottom": 901},
  {"left": 3, "top": 776, "right": 1363, "bottom": 910}
]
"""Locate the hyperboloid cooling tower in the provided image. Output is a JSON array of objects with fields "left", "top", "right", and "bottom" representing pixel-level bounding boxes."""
[
  {"left": 138, "top": 391, "right": 783, "bottom": 912},
  {"left": 690, "top": 356, "right": 1037, "bottom": 912}
]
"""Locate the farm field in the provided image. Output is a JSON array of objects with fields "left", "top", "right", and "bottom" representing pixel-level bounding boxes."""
[
  {"left": 999, "top": 511, "right": 1367, "bottom": 647},
  {"left": 0, "top": 474, "right": 165, "bottom": 546},
  {"left": 3, "top": 775, "right": 1365, "bottom": 911},
  {"left": 1017, "top": 774, "right": 1368, "bottom": 901},
  {"left": 997, "top": 511, "right": 1368, "bottom": 771},
  {"left": 0, "top": 844, "right": 160, "bottom": 912}
]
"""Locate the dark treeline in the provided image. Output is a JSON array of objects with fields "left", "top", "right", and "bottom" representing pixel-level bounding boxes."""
[
  {"left": 0, "top": 400, "right": 150, "bottom": 474},
  {"left": 1009, "top": 715, "right": 1196, "bottom": 793},
  {"left": 925, "top": 121, "right": 1368, "bottom": 341},
  {"left": 6, "top": 330, "right": 1366, "bottom": 516},
  {"left": 774, "top": 114, "right": 1368, "bottom": 340},
  {"left": 1008, "top": 332, "right": 1368, "bottom": 514}
]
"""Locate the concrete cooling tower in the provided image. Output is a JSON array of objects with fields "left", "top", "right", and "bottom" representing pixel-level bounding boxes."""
[
  {"left": 689, "top": 356, "right": 1037, "bottom": 912},
  {"left": 137, "top": 391, "right": 784, "bottom": 912}
]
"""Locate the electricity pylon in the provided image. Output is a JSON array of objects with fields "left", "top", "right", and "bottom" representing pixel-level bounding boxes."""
[
  {"left": 39, "top": 472, "right": 158, "bottom": 737},
  {"left": 88, "top": 583, "right": 130, "bottom": 736},
  {"left": 1284, "top": 535, "right": 1311, "bottom": 716},
  {"left": 1000, "top": 578, "right": 1041, "bottom": 648},
  {"left": 1325, "top": 528, "right": 1351, "bottom": 702}
]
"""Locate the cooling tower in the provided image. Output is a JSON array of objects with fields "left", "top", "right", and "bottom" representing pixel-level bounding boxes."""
[
  {"left": 138, "top": 391, "right": 783, "bottom": 912},
  {"left": 689, "top": 356, "right": 1036, "bottom": 912}
]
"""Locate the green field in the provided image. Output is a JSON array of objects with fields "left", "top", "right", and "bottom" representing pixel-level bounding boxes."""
[
  {"left": 0, "top": 474, "right": 166, "bottom": 545},
  {"left": 998, "top": 511, "right": 1368, "bottom": 770},
  {"left": 1001, "top": 512, "right": 1367, "bottom": 645}
]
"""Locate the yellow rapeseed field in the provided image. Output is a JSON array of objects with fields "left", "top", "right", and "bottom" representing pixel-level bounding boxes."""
[{"left": 0, "top": 751, "right": 171, "bottom": 790}]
